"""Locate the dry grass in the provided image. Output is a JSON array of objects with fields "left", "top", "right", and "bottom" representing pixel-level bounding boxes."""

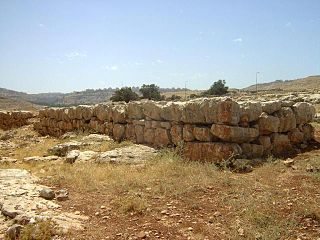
[{"left": 2, "top": 148, "right": 319, "bottom": 239}]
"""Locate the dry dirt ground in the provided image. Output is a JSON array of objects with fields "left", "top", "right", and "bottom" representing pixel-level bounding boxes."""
[{"left": 0, "top": 124, "right": 320, "bottom": 240}]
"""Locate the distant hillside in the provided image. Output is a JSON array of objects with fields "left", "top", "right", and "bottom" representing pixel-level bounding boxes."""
[
  {"left": 0, "top": 87, "right": 189, "bottom": 107},
  {"left": 0, "top": 97, "right": 42, "bottom": 111},
  {"left": 243, "top": 75, "right": 320, "bottom": 91}
]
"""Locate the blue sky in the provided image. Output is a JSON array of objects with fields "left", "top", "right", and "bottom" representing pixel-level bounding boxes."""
[{"left": 0, "top": 0, "right": 319, "bottom": 93}]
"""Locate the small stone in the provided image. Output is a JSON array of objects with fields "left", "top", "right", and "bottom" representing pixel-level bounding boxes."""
[
  {"left": 39, "top": 188, "right": 55, "bottom": 200},
  {"left": 137, "top": 231, "right": 147, "bottom": 239},
  {"left": 187, "top": 227, "right": 193, "bottom": 231},
  {"left": 55, "top": 189, "right": 69, "bottom": 201},
  {"left": 100, "top": 205, "right": 106, "bottom": 209},
  {"left": 283, "top": 159, "right": 294, "bottom": 167},
  {"left": 95, "top": 212, "right": 100, "bottom": 216},
  {"left": 238, "top": 227, "right": 245, "bottom": 236},
  {"left": 6, "top": 224, "right": 22, "bottom": 240},
  {"left": 74, "top": 211, "right": 81, "bottom": 215}
]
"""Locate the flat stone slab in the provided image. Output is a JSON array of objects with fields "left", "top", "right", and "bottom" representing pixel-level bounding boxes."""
[{"left": 0, "top": 169, "right": 88, "bottom": 237}]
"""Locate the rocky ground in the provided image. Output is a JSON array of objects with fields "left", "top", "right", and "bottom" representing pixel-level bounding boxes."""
[{"left": 0, "top": 121, "right": 320, "bottom": 239}]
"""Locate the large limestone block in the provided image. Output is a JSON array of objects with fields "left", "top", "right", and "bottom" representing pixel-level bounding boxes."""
[
  {"left": 258, "top": 113, "right": 280, "bottom": 135},
  {"left": 184, "top": 142, "right": 242, "bottom": 162},
  {"left": 154, "top": 128, "right": 172, "bottom": 147},
  {"left": 274, "top": 107, "right": 296, "bottom": 132},
  {"left": 292, "top": 102, "right": 315, "bottom": 124},
  {"left": 161, "top": 102, "right": 184, "bottom": 122},
  {"left": 215, "top": 99, "right": 240, "bottom": 126},
  {"left": 211, "top": 124, "right": 259, "bottom": 143},
  {"left": 67, "top": 107, "right": 77, "bottom": 120},
  {"left": 270, "top": 133, "right": 293, "bottom": 156},
  {"left": 113, "top": 124, "right": 126, "bottom": 141},
  {"left": 105, "top": 122, "right": 113, "bottom": 136},
  {"left": 142, "top": 101, "right": 163, "bottom": 121},
  {"left": 134, "top": 125, "right": 145, "bottom": 143},
  {"left": 288, "top": 128, "right": 304, "bottom": 144},
  {"left": 183, "top": 124, "right": 195, "bottom": 142},
  {"left": 239, "top": 102, "right": 262, "bottom": 125},
  {"left": 112, "top": 105, "right": 127, "bottom": 123},
  {"left": 93, "top": 104, "right": 111, "bottom": 122},
  {"left": 258, "top": 136, "right": 272, "bottom": 156},
  {"left": 170, "top": 125, "right": 183, "bottom": 145},
  {"left": 299, "top": 123, "right": 314, "bottom": 142},
  {"left": 127, "top": 102, "right": 144, "bottom": 120},
  {"left": 241, "top": 143, "right": 264, "bottom": 159},
  {"left": 77, "top": 105, "right": 93, "bottom": 120},
  {"left": 193, "top": 126, "right": 214, "bottom": 142},
  {"left": 125, "top": 123, "right": 136, "bottom": 141},
  {"left": 144, "top": 128, "right": 155, "bottom": 144},
  {"left": 261, "top": 101, "right": 282, "bottom": 114},
  {"left": 181, "top": 100, "right": 206, "bottom": 123}
]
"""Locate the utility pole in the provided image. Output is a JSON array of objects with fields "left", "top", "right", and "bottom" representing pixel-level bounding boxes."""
[{"left": 256, "top": 72, "right": 260, "bottom": 93}]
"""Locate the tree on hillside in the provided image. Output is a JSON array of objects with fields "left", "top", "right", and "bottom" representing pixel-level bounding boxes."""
[
  {"left": 139, "top": 84, "right": 162, "bottom": 100},
  {"left": 110, "top": 87, "right": 139, "bottom": 103},
  {"left": 203, "top": 80, "right": 228, "bottom": 96}
]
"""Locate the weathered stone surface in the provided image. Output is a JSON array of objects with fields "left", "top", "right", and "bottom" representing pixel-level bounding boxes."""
[
  {"left": 159, "top": 121, "right": 170, "bottom": 129},
  {"left": 211, "top": 124, "right": 259, "bottom": 143},
  {"left": 23, "top": 156, "right": 61, "bottom": 162},
  {"left": 258, "top": 113, "right": 280, "bottom": 135},
  {"left": 93, "top": 104, "right": 111, "bottom": 121},
  {"left": 239, "top": 102, "right": 262, "bottom": 125},
  {"left": 113, "top": 124, "right": 126, "bottom": 141},
  {"left": 184, "top": 142, "right": 242, "bottom": 162},
  {"left": 161, "top": 102, "right": 184, "bottom": 122},
  {"left": 274, "top": 107, "right": 296, "bottom": 132},
  {"left": 96, "top": 145, "right": 157, "bottom": 164},
  {"left": 39, "top": 188, "right": 55, "bottom": 200},
  {"left": 261, "top": 101, "right": 282, "bottom": 114},
  {"left": 257, "top": 136, "right": 272, "bottom": 156},
  {"left": 0, "top": 169, "right": 87, "bottom": 236},
  {"left": 193, "top": 126, "right": 214, "bottom": 142},
  {"left": 127, "top": 102, "right": 144, "bottom": 120},
  {"left": 65, "top": 150, "right": 80, "bottom": 163},
  {"left": 56, "top": 189, "right": 69, "bottom": 201},
  {"left": 134, "top": 125, "right": 145, "bottom": 143},
  {"left": 215, "top": 99, "right": 240, "bottom": 125},
  {"left": 293, "top": 102, "right": 315, "bottom": 124},
  {"left": 271, "top": 133, "right": 294, "bottom": 156},
  {"left": 299, "top": 123, "right": 314, "bottom": 142},
  {"left": 241, "top": 143, "right": 264, "bottom": 159},
  {"left": 170, "top": 125, "right": 183, "bottom": 145},
  {"left": 6, "top": 224, "right": 22, "bottom": 240},
  {"left": 0, "top": 111, "right": 34, "bottom": 130},
  {"left": 181, "top": 100, "right": 206, "bottom": 123},
  {"left": 112, "top": 105, "right": 127, "bottom": 123},
  {"left": 183, "top": 124, "right": 195, "bottom": 142},
  {"left": 288, "top": 128, "right": 304, "bottom": 144},
  {"left": 48, "top": 141, "right": 82, "bottom": 157},
  {"left": 144, "top": 128, "right": 155, "bottom": 144},
  {"left": 142, "top": 102, "right": 163, "bottom": 120},
  {"left": 125, "top": 124, "right": 136, "bottom": 141},
  {"left": 154, "top": 128, "right": 172, "bottom": 147}
]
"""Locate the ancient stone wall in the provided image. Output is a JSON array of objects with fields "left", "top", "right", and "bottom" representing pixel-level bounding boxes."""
[
  {"left": 34, "top": 98, "right": 316, "bottom": 162},
  {"left": 0, "top": 111, "right": 35, "bottom": 130}
]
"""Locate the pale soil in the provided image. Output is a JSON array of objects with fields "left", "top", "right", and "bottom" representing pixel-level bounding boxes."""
[{"left": 0, "top": 125, "right": 319, "bottom": 239}]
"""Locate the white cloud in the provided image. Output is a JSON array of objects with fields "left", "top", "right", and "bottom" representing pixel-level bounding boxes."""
[
  {"left": 38, "top": 23, "right": 45, "bottom": 28},
  {"left": 65, "top": 51, "right": 87, "bottom": 59},
  {"left": 103, "top": 65, "right": 119, "bottom": 71},
  {"left": 233, "top": 38, "right": 243, "bottom": 43},
  {"left": 134, "top": 62, "right": 143, "bottom": 66},
  {"left": 156, "top": 59, "right": 164, "bottom": 64}
]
